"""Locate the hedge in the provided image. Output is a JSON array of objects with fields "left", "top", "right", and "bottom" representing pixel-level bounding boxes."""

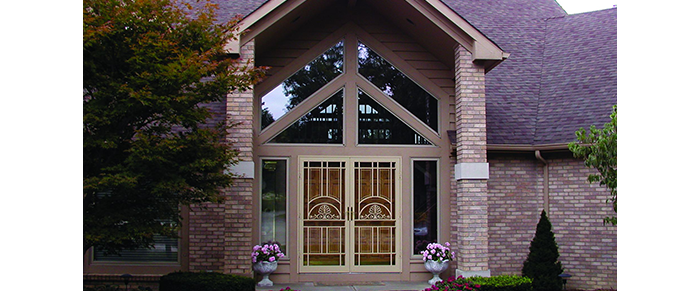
[
  {"left": 428, "top": 275, "right": 532, "bottom": 291},
  {"left": 466, "top": 275, "right": 533, "bottom": 291},
  {"left": 159, "top": 272, "right": 255, "bottom": 291}
]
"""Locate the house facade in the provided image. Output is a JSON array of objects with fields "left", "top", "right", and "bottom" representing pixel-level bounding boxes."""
[{"left": 83, "top": 0, "right": 617, "bottom": 290}]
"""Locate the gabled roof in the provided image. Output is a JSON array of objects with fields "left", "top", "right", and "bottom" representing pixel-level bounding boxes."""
[
  {"left": 211, "top": 0, "right": 617, "bottom": 147},
  {"left": 220, "top": 0, "right": 507, "bottom": 66}
]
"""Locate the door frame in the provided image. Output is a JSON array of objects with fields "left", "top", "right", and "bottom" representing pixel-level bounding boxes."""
[{"left": 297, "top": 155, "right": 402, "bottom": 273}]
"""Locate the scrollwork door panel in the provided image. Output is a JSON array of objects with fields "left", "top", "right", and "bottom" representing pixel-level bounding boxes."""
[{"left": 299, "top": 157, "right": 401, "bottom": 273}]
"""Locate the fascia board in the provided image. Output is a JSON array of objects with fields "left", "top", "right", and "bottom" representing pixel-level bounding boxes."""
[{"left": 224, "top": 0, "right": 302, "bottom": 54}]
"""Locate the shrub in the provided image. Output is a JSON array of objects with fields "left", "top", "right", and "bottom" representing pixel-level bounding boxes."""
[
  {"left": 426, "top": 275, "right": 532, "bottom": 291},
  {"left": 159, "top": 272, "right": 255, "bottom": 291},
  {"left": 522, "top": 210, "right": 563, "bottom": 291},
  {"left": 467, "top": 275, "right": 533, "bottom": 291}
]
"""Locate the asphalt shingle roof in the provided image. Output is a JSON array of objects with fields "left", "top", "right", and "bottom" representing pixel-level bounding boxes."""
[{"left": 211, "top": 0, "right": 617, "bottom": 146}]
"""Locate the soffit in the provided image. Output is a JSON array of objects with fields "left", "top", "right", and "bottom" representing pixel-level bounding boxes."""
[{"left": 233, "top": 0, "right": 506, "bottom": 70}]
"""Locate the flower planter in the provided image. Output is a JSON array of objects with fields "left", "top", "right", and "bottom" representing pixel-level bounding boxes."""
[
  {"left": 424, "top": 260, "right": 449, "bottom": 285},
  {"left": 253, "top": 261, "right": 278, "bottom": 287}
]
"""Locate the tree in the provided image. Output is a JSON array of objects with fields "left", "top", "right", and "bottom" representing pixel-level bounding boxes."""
[
  {"left": 83, "top": 0, "right": 266, "bottom": 255},
  {"left": 568, "top": 105, "right": 617, "bottom": 225},
  {"left": 522, "top": 210, "right": 564, "bottom": 291}
]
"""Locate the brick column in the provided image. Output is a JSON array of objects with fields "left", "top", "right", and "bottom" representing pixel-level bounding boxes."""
[
  {"left": 452, "top": 45, "right": 490, "bottom": 277},
  {"left": 223, "top": 40, "right": 256, "bottom": 276}
]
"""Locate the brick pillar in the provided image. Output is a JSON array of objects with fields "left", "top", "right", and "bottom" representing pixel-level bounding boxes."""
[
  {"left": 452, "top": 45, "right": 490, "bottom": 277},
  {"left": 223, "top": 40, "right": 256, "bottom": 276}
]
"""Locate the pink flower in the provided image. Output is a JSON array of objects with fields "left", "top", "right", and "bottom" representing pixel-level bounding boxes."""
[
  {"left": 269, "top": 256, "right": 276, "bottom": 262},
  {"left": 445, "top": 242, "right": 450, "bottom": 247}
]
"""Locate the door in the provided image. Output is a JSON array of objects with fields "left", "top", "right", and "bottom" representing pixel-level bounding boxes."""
[{"left": 299, "top": 156, "right": 401, "bottom": 273}]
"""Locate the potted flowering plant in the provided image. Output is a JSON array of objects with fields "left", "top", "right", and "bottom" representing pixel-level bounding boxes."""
[
  {"left": 252, "top": 242, "right": 285, "bottom": 287},
  {"left": 421, "top": 242, "right": 455, "bottom": 285}
]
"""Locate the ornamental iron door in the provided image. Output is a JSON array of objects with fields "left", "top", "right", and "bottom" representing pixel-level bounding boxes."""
[{"left": 299, "top": 157, "right": 401, "bottom": 273}]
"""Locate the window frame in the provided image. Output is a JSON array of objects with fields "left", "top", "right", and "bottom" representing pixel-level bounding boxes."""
[
  {"left": 410, "top": 158, "right": 440, "bottom": 258},
  {"left": 258, "top": 157, "right": 291, "bottom": 260}
]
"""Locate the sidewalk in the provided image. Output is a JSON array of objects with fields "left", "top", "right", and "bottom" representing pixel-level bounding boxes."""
[{"left": 255, "top": 281, "right": 432, "bottom": 291}]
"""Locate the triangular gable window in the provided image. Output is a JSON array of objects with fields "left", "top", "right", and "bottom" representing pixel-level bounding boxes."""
[
  {"left": 358, "top": 41, "right": 438, "bottom": 132},
  {"left": 358, "top": 89, "right": 432, "bottom": 145},
  {"left": 268, "top": 89, "right": 344, "bottom": 144},
  {"left": 259, "top": 32, "right": 440, "bottom": 146},
  {"left": 261, "top": 41, "right": 344, "bottom": 130}
]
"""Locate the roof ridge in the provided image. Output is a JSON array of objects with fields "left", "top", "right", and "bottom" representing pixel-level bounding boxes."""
[{"left": 533, "top": 15, "right": 555, "bottom": 145}]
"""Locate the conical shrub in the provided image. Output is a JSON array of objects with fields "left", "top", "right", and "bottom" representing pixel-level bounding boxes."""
[{"left": 522, "top": 210, "right": 563, "bottom": 291}]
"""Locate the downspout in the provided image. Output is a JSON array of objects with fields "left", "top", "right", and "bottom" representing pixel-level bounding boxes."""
[{"left": 535, "top": 150, "right": 549, "bottom": 214}]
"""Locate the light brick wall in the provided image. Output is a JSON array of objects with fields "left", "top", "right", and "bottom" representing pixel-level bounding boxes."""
[
  {"left": 487, "top": 152, "right": 616, "bottom": 290},
  {"left": 452, "top": 45, "right": 489, "bottom": 274},
  {"left": 548, "top": 156, "right": 616, "bottom": 290},
  {"left": 187, "top": 40, "right": 256, "bottom": 276},
  {"left": 223, "top": 40, "right": 256, "bottom": 276},
  {"left": 188, "top": 203, "right": 226, "bottom": 272},
  {"left": 487, "top": 153, "right": 542, "bottom": 275}
]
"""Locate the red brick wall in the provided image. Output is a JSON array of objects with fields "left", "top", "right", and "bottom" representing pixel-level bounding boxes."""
[{"left": 487, "top": 152, "right": 616, "bottom": 290}]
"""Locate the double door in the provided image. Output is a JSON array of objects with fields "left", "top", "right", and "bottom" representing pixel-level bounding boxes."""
[{"left": 298, "top": 156, "right": 401, "bottom": 272}]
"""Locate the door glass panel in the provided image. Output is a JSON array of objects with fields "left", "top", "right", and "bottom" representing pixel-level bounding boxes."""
[
  {"left": 354, "top": 161, "right": 397, "bottom": 266},
  {"left": 357, "top": 41, "right": 438, "bottom": 131},
  {"left": 358, "top": 89, "right": 432, "bottom": 145},
  {"left": 262, "top": 40, "right": 344, "bottom": 130},
  {"left": 302, "top": 161, "right": 346, "bottom": 267},
  {"left": 269, "top": 89, "right": 344, "bottom": 144}
]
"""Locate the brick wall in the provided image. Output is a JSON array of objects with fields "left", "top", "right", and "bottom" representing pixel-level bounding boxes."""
[
  {"left": 487, "top": 153, "right": 542, "bottom": 274},
  {"left": 548, "top": 155, "right": 617, "bottom": 290},
  {"left": 187, "top": 40, "right": 256, "bottom": 276},
  {"left": 452, "top": 44, "right": 490, "bottom": 274},
  {"left": 188, "top": 203, "right": 226, "bottom": 272},
  {"left": 224, "top": 40, "right": 256, "bottom": 276},
  {"left": 487, "top": 152, "right": 616, "bottom": 290}
]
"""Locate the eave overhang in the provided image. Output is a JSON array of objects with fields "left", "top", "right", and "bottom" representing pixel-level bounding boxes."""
[{"left": 225, "top": 0, "right": 508, "bottom": 70}]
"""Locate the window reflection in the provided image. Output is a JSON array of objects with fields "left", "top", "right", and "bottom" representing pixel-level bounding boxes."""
[
  {"left": 358, "top": 90, "right": 432, "bottom": 145},
  {"left": 358, "top": 42, "right": 438, "bottom": 132},
  {"left": 269, "top": 89, "right": 344, "bottom": 144},
  {"left": 413, "top": 160, "right": 438, "bottom": 255},
  {"left": 261, "top": 159, "right": 287, "bottom": 254},
  {"left": 262, "top": 41, "right": 345, "bottom": 130}
]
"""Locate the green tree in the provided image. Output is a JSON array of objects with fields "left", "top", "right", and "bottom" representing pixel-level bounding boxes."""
[
  {"left": 83, "top": 0, "right": 266, "bottom": 255},
  {"left": 568, "top": 105, "right": 617, "bottom": 225},
  {"left": 522, "top": 210, "right": 563, "bottom": 291}
]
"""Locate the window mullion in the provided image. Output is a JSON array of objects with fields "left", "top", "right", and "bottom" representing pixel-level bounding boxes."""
[{"left": 345, "top": 32, "right": 359, "bottom": 147}]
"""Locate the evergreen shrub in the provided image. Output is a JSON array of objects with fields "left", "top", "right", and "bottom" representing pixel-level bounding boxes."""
[
  {"left": 522, "top": 210, "right": 563, "bottom": 291},
  {"left": 159, "top": 272, "right": 255, "bottom": 291}
]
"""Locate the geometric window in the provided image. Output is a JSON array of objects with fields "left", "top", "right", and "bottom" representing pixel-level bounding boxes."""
[
  {"left": 261, "top": 41, "right": 344, "bottom": 130},
  {"left": 260, "top": 36, "right": 439, "bottom": 146},
  {"left": 268, "top": 89, "right": 344, "bottom": 144},
  {"left": 358, "top": 41, "right": 438, "bottom": 132},
  {"left": 358, "top": 89, "right": 432, "bottom": 145}
]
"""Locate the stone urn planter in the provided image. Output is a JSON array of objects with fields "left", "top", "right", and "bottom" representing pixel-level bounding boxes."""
[
  {"left": 253, "top": 261, "right": 278, "bottom": 287},
  {"left": 424, "top": 260, "right": 449, "bottom": 285}
]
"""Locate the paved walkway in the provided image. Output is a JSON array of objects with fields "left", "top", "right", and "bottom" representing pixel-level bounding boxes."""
[{"left": 255, "top": 281, "right": 432, "bottom": 291}]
